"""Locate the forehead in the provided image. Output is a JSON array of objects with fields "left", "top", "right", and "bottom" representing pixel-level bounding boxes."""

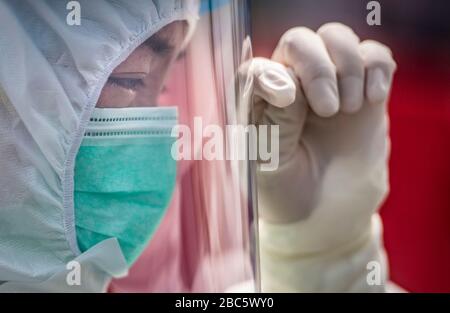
[{"left": 146, "top": 20, "right": 188, "bottom": 48}]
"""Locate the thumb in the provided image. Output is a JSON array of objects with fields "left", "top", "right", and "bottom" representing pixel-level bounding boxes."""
[
  {"left": 248, "top": 59, "right": 314, "bottom": 223},
  {"left": 251, "top": 57, "right": 296, "bottom": 108},
  {"left": 248, "top": 57, "right": 308, "bottom": 166}
]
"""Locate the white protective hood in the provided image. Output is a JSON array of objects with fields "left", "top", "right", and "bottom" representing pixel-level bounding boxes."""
[{"left": 0, "top": 0, "right": 198, "bottom": 292}]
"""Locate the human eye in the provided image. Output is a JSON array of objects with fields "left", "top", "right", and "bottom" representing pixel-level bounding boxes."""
[
  {"left": 145, "top": 37, "right": 175, "bottom": 56},
  {"left": 106, "top": 77, "right": 144, "bottom": 91}
]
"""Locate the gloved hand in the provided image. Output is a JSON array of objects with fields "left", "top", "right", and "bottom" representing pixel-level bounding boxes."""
[{"left": 247, "top": 23, "right": 397, "bottom": 292}]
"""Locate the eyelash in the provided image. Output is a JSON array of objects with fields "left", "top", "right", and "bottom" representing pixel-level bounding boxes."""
[
  {"left": 147, "top": 41, "right": 174, "bottom": 55},
  {"left": 153, "top": 46, "right": 172, "bottom": 55},
  {"left": 107, "top": 77, "right": 144, "bottom": 91}
]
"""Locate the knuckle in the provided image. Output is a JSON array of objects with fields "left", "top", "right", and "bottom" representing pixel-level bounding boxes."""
[
  {"left": 360, "top": 40, "right": 397, "bottom": 71},
  {"left": 280, "top": 27, "right": 316, "bottom": 52},
  {"left": 318, "top": 22, "right": 356, "bottom": 38}
]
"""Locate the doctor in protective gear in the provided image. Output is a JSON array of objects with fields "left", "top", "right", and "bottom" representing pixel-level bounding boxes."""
[{"left": 0, "top": 0, "right": 396, "bottom": 292}]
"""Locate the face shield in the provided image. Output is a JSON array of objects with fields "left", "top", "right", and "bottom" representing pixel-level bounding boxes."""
[
  {"left": 106, "top": 0, "right": 259, "bottom": 293},
  {"left": 0, "top": 0, "right": 259, "bottom": 292}
]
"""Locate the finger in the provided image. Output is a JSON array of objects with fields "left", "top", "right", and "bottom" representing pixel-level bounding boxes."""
[
  {"left": 250, "top": 57, "right": 297, "bottom": 108},
  {"left": 246, "top": 58, "right": 307, "bottom": 158},
  {"left": 359, "top": 40, "right": 397, "bottom": 105},
  {"left": 318, "top": 23, "right": 364, "bottom": 113},
  {"left": 272, "top": 27, "right": 339, "bottom": 117}
]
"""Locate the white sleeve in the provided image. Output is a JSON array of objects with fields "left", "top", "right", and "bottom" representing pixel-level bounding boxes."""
[{"left": 259, "top": 214, "right": 388, "bottom": 292}]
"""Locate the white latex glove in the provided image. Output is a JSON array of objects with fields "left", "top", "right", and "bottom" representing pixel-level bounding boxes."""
[{"left": 248, "top": 23, "right": 397, "bottom": 292}]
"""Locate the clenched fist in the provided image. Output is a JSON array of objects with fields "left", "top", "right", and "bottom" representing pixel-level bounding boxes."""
[{"left": 247, "top": 23, "right": 396, "bottom": 291}]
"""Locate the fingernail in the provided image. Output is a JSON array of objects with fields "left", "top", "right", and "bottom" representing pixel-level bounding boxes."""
[
  {"left": 307, "top": 78, "right": 339, "bottom": 117},
  {"left": 340, "top": 76, "right": 364, "bottom": 113},
  {"left": 367, "top": 68, "right": 388, "bottom": 104}
]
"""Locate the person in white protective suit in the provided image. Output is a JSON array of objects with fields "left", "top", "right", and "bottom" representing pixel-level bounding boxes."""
[{"left": 0, "top": 0, "right": 396, "bottom": 292}]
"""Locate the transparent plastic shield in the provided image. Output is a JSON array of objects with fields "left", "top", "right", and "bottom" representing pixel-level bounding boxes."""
[{"left": 109, "top": 0, "right": 259, "bottom": 292}]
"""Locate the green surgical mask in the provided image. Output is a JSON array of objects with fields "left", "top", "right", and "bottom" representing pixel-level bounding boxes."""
[{"left": 74, "top": 107, "right": 177, "bottom": 266}]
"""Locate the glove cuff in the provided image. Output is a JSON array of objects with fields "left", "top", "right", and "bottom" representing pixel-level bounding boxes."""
[{"left": 259, "top": 214, "right": 389, "bottom": 292}]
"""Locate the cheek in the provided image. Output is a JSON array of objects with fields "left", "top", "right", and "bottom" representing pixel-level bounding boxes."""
[
  {"left": 148, "top": 58, "right": 173, "bottom": 93},
  {"left": 132, "top": 58, "right": 174, "bottom": 106},
  {"left": 96, "top": 84, "right": 136, "bottom": 108}
]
